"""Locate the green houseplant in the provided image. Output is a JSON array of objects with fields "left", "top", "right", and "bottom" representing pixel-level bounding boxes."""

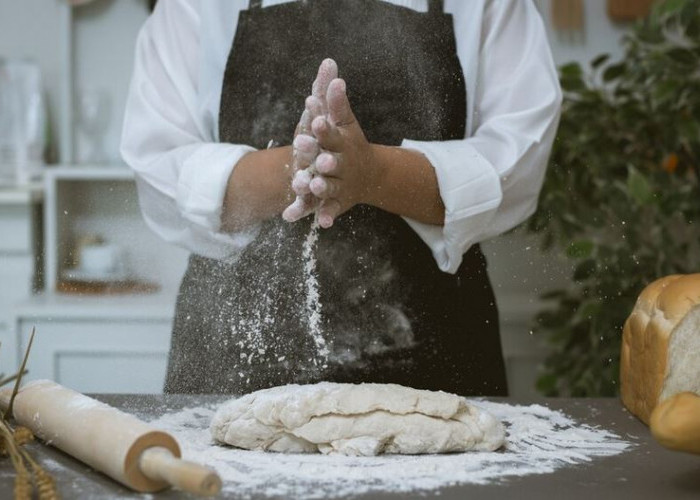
[{"left": 528, "top": 0, "right": 700, "bottom": 396}]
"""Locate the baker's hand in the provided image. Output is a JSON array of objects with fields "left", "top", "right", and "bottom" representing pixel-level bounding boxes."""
[
  {"left": 309, "top": 78, "right": 376, "bottom": 229},
  {"left": 283, "top": 59, "right": 338, "bottom": 222}
]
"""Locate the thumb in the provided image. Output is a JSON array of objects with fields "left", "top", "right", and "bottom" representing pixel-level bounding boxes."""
[{"left": 327, "top": 79, "right": 356, "bottom": 127}]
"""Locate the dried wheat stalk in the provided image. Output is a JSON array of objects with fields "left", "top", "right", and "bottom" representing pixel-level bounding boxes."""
[{"left": 1, "top": 327, "right": 61, "bottom": 499}]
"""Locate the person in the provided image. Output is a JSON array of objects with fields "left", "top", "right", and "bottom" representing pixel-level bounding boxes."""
[{"left": 121, "top": 0, "right": 562, "bottom": 396}]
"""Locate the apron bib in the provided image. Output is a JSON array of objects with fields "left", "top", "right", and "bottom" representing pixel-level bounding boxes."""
[{"left": 165, "top": 0, "right": 508, "bottom": 396}]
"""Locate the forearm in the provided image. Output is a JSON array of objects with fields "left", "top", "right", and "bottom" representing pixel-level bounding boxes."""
[
  {"left": 365, "top": 144, "right": 445, "bottom": 225},
  {"left": 222, "top": 146, "right": 294, "bottom": 232}
]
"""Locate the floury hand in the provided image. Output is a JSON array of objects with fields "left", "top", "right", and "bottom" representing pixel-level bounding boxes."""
[
  {"left": 283, "top": 59, "right": 377, "bottom": 229},
  {"left": 308, "top": 78, "right": 376, "bottom": 228},
  {"left": 282, "top": 59, "right": 337, "bottom": 223}
]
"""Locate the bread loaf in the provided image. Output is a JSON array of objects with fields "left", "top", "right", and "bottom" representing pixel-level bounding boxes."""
[
  {"left": 650, "top": 392, "right": 700, "bottom": 455},
  {"left": 620, "top": 273, "right": 700, "bottom": 424}
]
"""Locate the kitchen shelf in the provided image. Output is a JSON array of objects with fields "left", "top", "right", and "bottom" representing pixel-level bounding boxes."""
[
  {"left": 0, "top": 182, "right": 43, "bottom": 205},
  {"left": 43, "top": 168, "right": 188, "bottom": 294},
  {"left": 45, "top": 164, "right": 134, "bottom": 181}
]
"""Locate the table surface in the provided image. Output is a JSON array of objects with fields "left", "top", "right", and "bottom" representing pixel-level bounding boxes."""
[{"left": 0, "top": 395, "right": 698, "bottom": 499}]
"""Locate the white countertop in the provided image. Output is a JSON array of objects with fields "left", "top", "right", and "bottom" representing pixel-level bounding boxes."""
[
  {"left": 0, "top": 182, "right": 43, "bottom": 204},
  {"left": 14, "top": 290, "right": 178, "bottom": 321}
]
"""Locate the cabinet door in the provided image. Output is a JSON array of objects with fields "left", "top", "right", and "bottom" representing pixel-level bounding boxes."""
[
  {"left": 0, "top": 205, "right": 33, "bottom": 253},
  {"left": 0, "top": 255, "right": 34, "bottom": 374},
  {"left": 0, "top": 255, "right": 34, "bottom": 316},
  {"left": 18, "top": 319, "right": 171, "bottom": 394},
  {"left": 0, "top": 323, "right": 17, "bottom": 376}
]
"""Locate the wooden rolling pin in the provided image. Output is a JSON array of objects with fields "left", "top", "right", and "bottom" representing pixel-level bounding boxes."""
[{"left": 0, "top": 380, "right": 221, "bottom": 496}]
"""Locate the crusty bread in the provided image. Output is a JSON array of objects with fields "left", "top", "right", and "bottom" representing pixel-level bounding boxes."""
[
  {"left": 650, "top": 392, "right": 700, "bottom": 455},
  {"left": 620, "top": 273, "right": 700, "bottom": 424}
]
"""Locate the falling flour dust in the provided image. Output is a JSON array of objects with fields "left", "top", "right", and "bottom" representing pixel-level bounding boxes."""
[
  {"left": 302, "top": 217, "right": 329, "bottom": 363},
  {"left": 148, "top": 400, "right": 632, "bottom": 499}
]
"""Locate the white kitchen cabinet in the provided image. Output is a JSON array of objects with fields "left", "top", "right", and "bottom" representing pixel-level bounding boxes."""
[
  {"left": 0, "top": 204, "right": 35, "bottom": 253},
  {"left": 0, "top": 1, "right": 175, "bottom": 394},
  {"left": 0, "top": 185, "right": 42, "bottom": 375},
  {"left": 0, "top": 255, "right": 34, "bottom": 372},
  {"left": 25, "top": 167, "right": 187, "bottom": 393},
  {"left": 8, "top": 166, "right": 188, "bottom": 395},
  {"left": 15, "top": 293, "right": 175, "bottom": 394}
]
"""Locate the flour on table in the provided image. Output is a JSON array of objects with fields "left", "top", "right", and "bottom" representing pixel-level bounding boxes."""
[
  {"left": 210, "top": 383, "right": 505, "bottom": 456},
  {"left": 149, "top": 399, "right": 632, "bottom": 499}
]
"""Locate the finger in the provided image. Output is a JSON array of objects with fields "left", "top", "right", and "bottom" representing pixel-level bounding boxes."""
[
  {"left": 297, "top": 109, "right": 312, "bottom": 136},
  {"left": 282, "top": 194, "right": 318, "bottom": 223},
  {"left": 327, "top": 78, "right": 355, "bottom": 127},
  {"left": 293, "top": 133, "right": 318, "bottom": 154},
  {"left": 282, "top": 197, "right": 305, "bottom": 222},
  {"left": 314, "top": 152, "right": 339, "bottom": 177},
  {"left": 309, "top": 175, "right": 339, "bottom": 200},
  {"left": 312, "top": 116, "right": 344, "bottom": 152},
  {"left": 317, "top": 198, "right": 342, "bottom": 229},
  {"left": 292, "top": 134, "right": 319, "bottom": 170},
  {"left": 292, "top": 134, "right": 319, "bottom": 158},
  {"left": 312, "top": 59, "right": 338, "bottom": 114},
  {"left": 291, "top": 168, "right": 313, "bottom": 195},
  {"left": 297, "top": 95, "right": 324, "bottom": 138},
  {"left": 305, "top": 95, "right": 324, "bottom": 121}
]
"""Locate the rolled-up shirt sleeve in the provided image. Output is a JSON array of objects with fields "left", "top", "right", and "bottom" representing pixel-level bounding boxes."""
[
  {"left": 120, "top": 0, "right": 257, "bottom": 260},
  {"left": 402, "top": 0, "right": 562, "bottom": 274}
]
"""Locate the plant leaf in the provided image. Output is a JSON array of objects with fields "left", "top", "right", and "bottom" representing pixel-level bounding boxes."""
[
  {"left": 591, "top": 54, "right": 610, "bottom": 69},
  {"left": 566, "top": 240, "right": 595, "bottom": 259},
  {"left": 603, "top": 63, "right": 626, "bottom": 82},
  {"left": 627, "top": 168, "right": 654, "bottom": 205}
]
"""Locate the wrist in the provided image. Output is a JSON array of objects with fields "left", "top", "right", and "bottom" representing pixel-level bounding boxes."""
[
  {"left": 222, "top": 146, "right": 295, "bottom": 232},
  {"left": 362, "top": 143, "right": 388, "bottom": 207}
]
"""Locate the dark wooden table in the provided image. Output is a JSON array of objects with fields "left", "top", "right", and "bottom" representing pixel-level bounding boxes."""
[{"left": 1, "top": 395, "right": 698, "bottom": 499}]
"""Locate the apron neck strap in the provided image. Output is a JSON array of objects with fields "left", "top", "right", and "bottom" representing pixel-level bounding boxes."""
[
  {"left": 428, "top": 0, "right": 444, "bottom": 14},
  {"left": 248, "top": 1, "right": 444, "bottom": 12}
]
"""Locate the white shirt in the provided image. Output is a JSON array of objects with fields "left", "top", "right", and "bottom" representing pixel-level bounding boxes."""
[{"left": 121, "top": 0, "right": 562, "bottom": 274}]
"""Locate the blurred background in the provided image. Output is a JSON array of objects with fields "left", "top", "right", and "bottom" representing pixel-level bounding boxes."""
[{"left": 2, "top": 0, "right": 696, "bottom": 397}]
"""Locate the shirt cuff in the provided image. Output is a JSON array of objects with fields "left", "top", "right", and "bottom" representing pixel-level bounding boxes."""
[
  {"left": 176, "top": 143, "right": 256, "bottom": 233},
  {"left": 400, "top": 138, "right": 502, "bottom": 274}
]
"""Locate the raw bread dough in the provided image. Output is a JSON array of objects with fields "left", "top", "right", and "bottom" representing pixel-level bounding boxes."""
[{"left": 210, "top": 382, "right": 506, "bottom": 456}]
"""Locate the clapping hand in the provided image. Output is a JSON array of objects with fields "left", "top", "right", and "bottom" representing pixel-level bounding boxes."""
[
  {"left": 283, "top": 59, "right": 377, "bottom": 229},
  {"left": 282, "top": 59, "right": 337, "bottom": 224}
]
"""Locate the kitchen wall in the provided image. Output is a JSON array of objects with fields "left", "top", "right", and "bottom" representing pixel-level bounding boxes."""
[
  {"left": 0, "top": 0, "right": 150, "bottom": 164},
  {"left": 72, "top": 0, "right": 149, "bottom": 164},
  {"left": 540, "top": 0, "right": 629, "bottom": 64},
  {"left": 0, "top": 0, "right": 65, "bottom": 162}
]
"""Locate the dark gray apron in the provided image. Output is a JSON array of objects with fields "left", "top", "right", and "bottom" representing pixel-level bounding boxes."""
[{"left": 165, "top": 0, "right": 508, "bottom": 396}]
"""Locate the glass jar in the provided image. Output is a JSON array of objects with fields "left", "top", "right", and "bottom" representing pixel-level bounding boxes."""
[{"left": 0, "top": 58, "right": 47, "bottom": 185}]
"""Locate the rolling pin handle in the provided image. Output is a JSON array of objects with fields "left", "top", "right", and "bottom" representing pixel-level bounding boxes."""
[{"left": 139, "top": 446, "right": 222, "bottom": 497}]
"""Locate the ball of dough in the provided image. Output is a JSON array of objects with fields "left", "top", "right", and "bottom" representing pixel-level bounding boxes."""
[{"left": 210, "top": 382, "right": 505, "bottom": 456}]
